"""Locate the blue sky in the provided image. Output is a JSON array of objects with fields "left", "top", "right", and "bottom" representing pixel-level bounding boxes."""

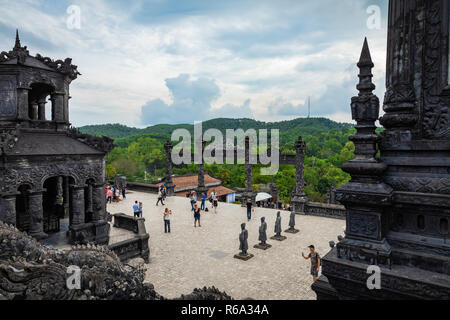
[{"left": 0, "top": 0, "right": 388, "bottom": 127}]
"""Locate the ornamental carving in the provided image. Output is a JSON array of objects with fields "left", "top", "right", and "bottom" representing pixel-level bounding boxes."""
[
  {"left": 0, "top": 162, "right": 104, "bottom": 193},
  {"left": 385, "top": 176, "right": 450, "bottom": 194}
]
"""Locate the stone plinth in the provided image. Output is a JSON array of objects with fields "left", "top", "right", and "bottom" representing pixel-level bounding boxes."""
[
  {"left": 254, "top": 243, "right": 272, "bottom": 250},
  {"left": 285, "top": 228, "right": 299, "bottom": 234},
  {"left": 234, "top": 253, "right": 254, "bottom": 261},
  {"left": 271, "top": 235, "right": 287, "bottom": 241}
]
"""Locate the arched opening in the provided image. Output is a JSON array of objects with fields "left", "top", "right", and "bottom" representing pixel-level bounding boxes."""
[
  {"left": 16, "top": 185, "right": 31, "bottom": 232},
  {"left": 41, "top": 176, "right": 74, "bottom": 238},
  {"left": 28, "top": 83, "right": 54, "bottom": 121}
]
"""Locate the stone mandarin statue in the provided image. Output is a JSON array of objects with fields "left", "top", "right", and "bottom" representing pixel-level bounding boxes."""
[
  {"left": 274, "top": 211, "right": 282, "bottom": 237},
  {"left": 239, "top": 223, "right": 249, "bottom": 256},
  {"left": 258, "top": 217, "right": 267, "bottom": 245}
]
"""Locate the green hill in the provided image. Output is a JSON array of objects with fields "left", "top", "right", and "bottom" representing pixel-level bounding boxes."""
[{"left": 79, "top": 117, "right": 353, "bottom": 142}]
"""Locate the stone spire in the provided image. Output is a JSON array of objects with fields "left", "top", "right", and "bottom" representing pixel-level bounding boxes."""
[
  {"left": 163, "top": 140, "right": 176, "bottom": 196},
  {"left": 14, "top": 29, "right": 21, "bottom": 50},
  {"left": 291, "top": 136, "right": 307, "bottom": 214},
  {"left": 335, "top": 38, "right": 393, "bottom": 266}
]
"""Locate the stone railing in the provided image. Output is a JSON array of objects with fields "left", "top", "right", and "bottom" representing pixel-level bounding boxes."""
[
  {"left": 305, "top": 202, "right": 346, "bottom": 220},
  {"left": 124, "top": 182, "right": 159, "bottom": 194},
  {"left": 109, "top": 214, "right": 150, "bottom": 263}
]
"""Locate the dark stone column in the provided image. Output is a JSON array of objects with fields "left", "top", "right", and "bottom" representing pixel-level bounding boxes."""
[
  {"left": 92, "top": 184, "right": 106, "bottom": 221},
  {"left": 336, "top": 39, "right": 393, "bottom": 260},
  {"left": 29, "top": 101, "right": 38, "bottom": 120},
  {"left": 16, "top": 87, "right": 30, "bottom": 120},
  {"left": 163, "top": 140, "right": 176, "bottom": 196},
  {"left": 63, "top": 177, "right": 70, "bottom": 218},
  {"left": 51, "top": 92, "right": 65, "bottom": 122},
  {"left": 243, "top": 136, "right": 256, "bottom": 205},
  {"left": 28, "top": 191, "right": 48, "bottom": 239},
  {"left": 37, "top": 98, "right": 46, "bottom": 121},
  {"left": 0, "top": 194, "right": 17, "bottom": 226},
  {"left": 291, "top": 136, "right": 308, "bottom": 214},
  {"left": 269, "top": 178, "right": 278, "bottom": 208},
  {"left": 85, "top": 183, "right": 93, "bottom": 217},
  {"left": 70, "top": 186, "right": 85, "bottom": 226},
  {"left": 197, "top": 140, "right": 208, "bottom": 195}
]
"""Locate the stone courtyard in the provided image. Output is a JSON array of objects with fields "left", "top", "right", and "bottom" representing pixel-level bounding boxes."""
[{"left": 107, "top": 190, "right": 345, "bottom": 300}]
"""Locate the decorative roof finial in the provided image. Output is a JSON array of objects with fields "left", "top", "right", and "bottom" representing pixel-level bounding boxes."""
[
  {"left": 14, "top": 29, "right": 21, "bottom": 49},
  {"left": 356, "top": 37, "right": 376, "bottom": 96}
]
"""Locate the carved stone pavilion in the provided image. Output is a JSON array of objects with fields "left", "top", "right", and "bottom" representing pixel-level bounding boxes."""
[
  {"left": 313, "top": 0, "right": 450, "bottom": 299},
  {"left": 0, "top": 31, "right": 113, "bottom": 245}
]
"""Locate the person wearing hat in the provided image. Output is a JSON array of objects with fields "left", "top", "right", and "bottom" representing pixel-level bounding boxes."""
[{"left": 302, "top": 245, "right": 321, "bottom": 282}]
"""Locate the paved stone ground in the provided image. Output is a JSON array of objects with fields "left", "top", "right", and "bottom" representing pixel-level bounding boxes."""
[{"left": 107, "top": 190, "right": 345, "bottom": 300}]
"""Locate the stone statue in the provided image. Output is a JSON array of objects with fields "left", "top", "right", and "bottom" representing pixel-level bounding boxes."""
[
  {"left": 274, "top": 211, "right": 282, "bottom": 237},
  {"left": 239, "top": 223, "right": 249, "bottom": 256},
  {"left": 271, "top": 211, "right": 287, "bottom": 241},
  {"left": 258, "top": 217, "right": 267, "bottom": 245},
  {"left": 285, "top": 211, "right": 299, "bottom": 234},
  {"left": 289, "top": 211, "right": 295, "bottom": 229}
]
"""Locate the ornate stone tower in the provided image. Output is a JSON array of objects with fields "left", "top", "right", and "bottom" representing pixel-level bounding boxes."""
[
  {"left": 291, "top": 136, "right": 308, "bottom": 214},
  {"left": 0, "top": 31, "right": 113, "bottom": 245},
  {"left": 312, "top": 0, "right": 450, "bottom": 299}
]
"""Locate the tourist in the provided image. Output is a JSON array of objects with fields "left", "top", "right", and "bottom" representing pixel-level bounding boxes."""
[
  {"left": 190, "top": 191, "right": 197, "bottom": 211},
  {"left": 162, "top": 185, "right": 167, "bottom": 200},
  {"left": 163, "top": 208, "right": 172, "bottom": 233},
  {"left": 122, "top": 186, "right": 127, "bottom": 199},
  {"left": 138, "top": 202, "right": 143, "bottom": 217},
  {"left": 200, "top": 192, "right": 206, "bottom": 211},
  {"left": 193, "top": 203, "right": 201, "bottom": 227},
  {"left": 302, "top": 245, "right": 321, "bottom": 282},
  {"left": 156, "top": 189, "right": 165, "bottom": 206},
  {"left": 106, "top": 187, "right": 113, "bottom": 204},
  {"left": 133, "top": 201, "right": 140, "bottom": 218},
  {"left": 246, "top": 199, "right": 254, "bottom": 221},
  {"left": 210, "top": 190, "right": 216, "bottom": 208},
  {"left": 212, "top": 196, "right": 218, "bottom": 213},
  {"left": 114, "top": 187, "right": 120, "bottom": 202}
]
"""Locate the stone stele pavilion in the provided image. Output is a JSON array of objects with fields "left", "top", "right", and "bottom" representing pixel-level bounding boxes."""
[{"left": 0, "top": 31, "right": 114, "bottom": 245}]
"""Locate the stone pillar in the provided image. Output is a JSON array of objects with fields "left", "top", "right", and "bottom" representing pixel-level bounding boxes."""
[
  {"left": 37, "top": 98, "right": 46, "bottom": 121},
  {"left": 63, "top": 177, "right": 70, "bottom": 218},
  {"left": 16, "top": 87, "right": 30, "bottom": 120},
  {"left": 163, "top": 141, "right": 176, "bottom": 196},
  {"left": 28, "top": 191, "right": 48, "bottom": 239},
  {"left": 197, "top": 140, "right": 208, "bottom": 195},
  {"left": 334, "top": 39, "right": 393, "bottom": 263},
  {"left": 291, "top": 136, "right": 308, "bottom": 214},
  {"left": 30, "top": 101, "right": 38, "bottom": 120},
  {"left": 51, "top": 92, "right": 65, "bottom": 122},
  {"left": 91, "top": 184, "right": 105, "bottom": 222},
  {"left": 85, "top": 183, "right": 93, "bottom": 216},
  {"left": 269, "top": 177, "right": 278, "bottom": 208},
  {"left": 243, "top": 136, "right": 256, "bottom": 206},
  {"left": 70, "top": 186, "right": 85, "bottom": 226},
  {"left": 0, "top": 194, "right": 17, "bottom": 226}
]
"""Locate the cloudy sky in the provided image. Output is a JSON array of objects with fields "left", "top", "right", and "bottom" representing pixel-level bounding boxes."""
[{"left": 0, "top": 0, "right": 388, "bottom": 127}]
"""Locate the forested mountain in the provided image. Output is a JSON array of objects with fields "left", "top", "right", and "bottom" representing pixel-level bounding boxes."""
[{"left": 79, "top": 117, "right": 355, "bottom": 204}]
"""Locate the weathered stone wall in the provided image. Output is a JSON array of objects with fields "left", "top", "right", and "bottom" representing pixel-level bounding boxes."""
[{"left": 305, "top": 202, "right": 346, "bottom": 220}]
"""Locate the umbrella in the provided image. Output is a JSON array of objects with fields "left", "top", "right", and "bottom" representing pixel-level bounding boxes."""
[{"left": 255, "top": 192, "right": 272, "bottom": 202}]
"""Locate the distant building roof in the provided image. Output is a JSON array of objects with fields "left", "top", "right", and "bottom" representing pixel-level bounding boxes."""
[{"left": 159, "top": 173, "right": 221, "bottom": 191}]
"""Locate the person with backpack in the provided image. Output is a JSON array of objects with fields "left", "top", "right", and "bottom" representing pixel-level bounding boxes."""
[
  {"left": 133, "top": 201, "right": 140, "bottom": 218},
  {"left": 193, "top": 203, "right": 201, "bottom": 227},
  {"left": 156, "top": 189, "right": 165, "bottom": 206}
]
